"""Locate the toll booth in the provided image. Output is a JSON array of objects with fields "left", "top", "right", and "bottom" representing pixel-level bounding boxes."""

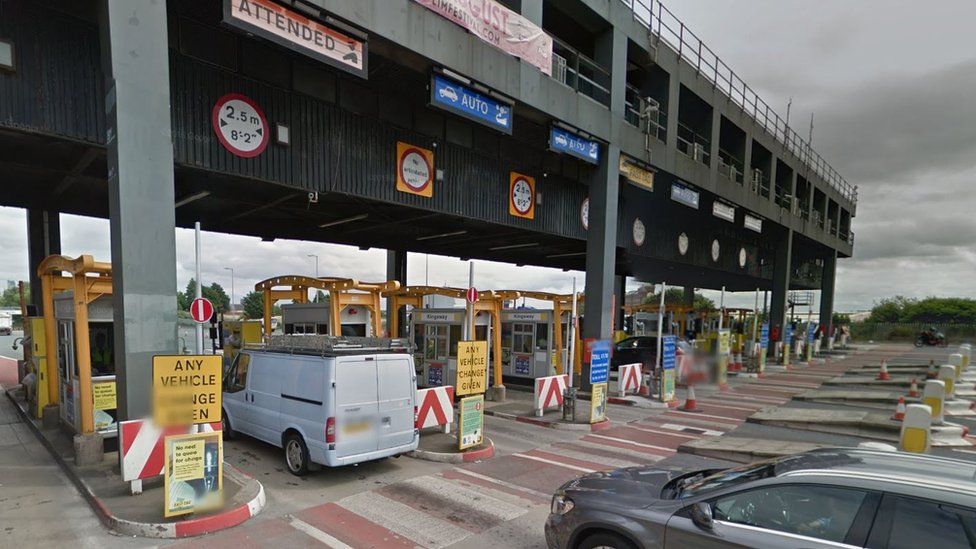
[
  {"left": 280, "top": 302, "right": 373, "bottom": 337},
  {"left": 220, "top": 319, "right": 264, "bottom": 371},
  {"left": 54, "top": 291, "right": 118, "bottom": 437},
  {"left": 499, "top": 309, "right": 570, "bottom": 381},
  {"left": 410, "top": 308, "right": 491, "bottom": 388},
  {"left": 37, "top": 255, "right": 116, "bottom": 439}
]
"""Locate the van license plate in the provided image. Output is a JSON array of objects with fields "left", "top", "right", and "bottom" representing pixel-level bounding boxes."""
[{"left": 342, "top": 422, "right": 370, "bottom": 435}]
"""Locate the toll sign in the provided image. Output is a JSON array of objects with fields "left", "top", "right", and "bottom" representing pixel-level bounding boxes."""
[
  {"left": 212, "top": 93, "right": 269, "bottom": 158},
  {"left": 455, "top": 340, "right": 488, "bottom": 396},
  {"left": 153, "top": 355, "right": 222, "bottom": 427}
]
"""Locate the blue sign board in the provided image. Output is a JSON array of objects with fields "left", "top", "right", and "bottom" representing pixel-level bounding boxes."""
[
  {"left": 671, "top": 183, "right": 700, "bottom": 209},
  {"left": 760, "top": 323, "right": 770, "bottom": 349},
  {"left": 807, "top": 323, "right": 817, "bottom": 343},
  {"left": 784, "top": 325, "right": 793, "bottom": 346},
  {"left": 549, "top": 126, "right": 600, "bottom": 164},
  {"left": 431, "top": 73, "right": 513, "bottom": 134},
  {"left": 662, "top": 336, "right": 677, "bottom": 370},
  {"left": 589, "top": 339, "right": 610, "bottom": 384}
]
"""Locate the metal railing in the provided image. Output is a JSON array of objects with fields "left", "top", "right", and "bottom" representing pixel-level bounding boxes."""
[
  {"left": 624, "top": 84, "right": 666, "bottom": 142},
  {"left": 676, "top": 122, "right": 710, "bottom": 165},
  {"left": 551, "top": 38, "right": 611, "bottom": 107},
  {"left": 717, "top": 147, "right": 744, "bottom": 184},
  {"left": 617, "top": 0, "right": 857, "bottom": 205}
]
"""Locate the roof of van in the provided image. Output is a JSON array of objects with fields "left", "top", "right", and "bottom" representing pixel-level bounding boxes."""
[{"left": 249, "top": 347, "right": 412, "bottom": 357}]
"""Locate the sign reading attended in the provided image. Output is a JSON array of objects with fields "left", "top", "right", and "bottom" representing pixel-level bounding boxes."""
[
  {"left": 458, "top": 395, "right": 485, "bottom": 450},
  {"left": 456, "top": 340, "right": 488, "bottom": 396},
  {"left": 223, "top": 0, "right": 367, "bottom": 79},
  {"left": 164, "top": 431, "right": 223, "bottom": 517},
  {"left": 153, "top": 355, "right": 222, "bottom": 427}
]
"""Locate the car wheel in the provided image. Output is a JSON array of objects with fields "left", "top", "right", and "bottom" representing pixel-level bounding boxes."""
[
  {"left": 220, "top": 410, "right": 235, "bottom": 440},
  {"left": 577, "top": 531, "right": 635, "bottom": 549},
  {"left": 284, "top": 432, "right": 311, "bottom": 476}
]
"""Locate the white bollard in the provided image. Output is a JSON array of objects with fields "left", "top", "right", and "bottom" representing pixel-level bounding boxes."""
[
  {"left": 960, "top": 345, "right": 971, "bottom": 370},
  {"left": 938, "top": 365, "right": 956, "bottom": 400},
  {"left": 949, "top": 353, "right": 964, "bottom": 381},
  {"left": 899, "top": 403, "right": 933, "bottom": 454},
  {"left": 923, "top": 379, "right": 946, "bottom": 425}
]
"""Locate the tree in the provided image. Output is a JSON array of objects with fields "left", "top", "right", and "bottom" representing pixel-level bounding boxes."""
[
  {"left": 312, "top": 290, "right": 327, "bottom": 303},
  {"left": 832, "top": 312, "right": 851, "bottom": 326},
  {"left": 240, "top": 291, "right": 264, "bottom": 320},
  {"left": 0, "top": 285, "right": 28, "bottom": 308},
  {"left": 642, "top": 287, "right": 715, "bottom": 311},
  {"left": 868, "top": 296, "right": 976, "bottom": 324},
  {"left": 180, "top": 279, "right": 231, "bottom": 313}
]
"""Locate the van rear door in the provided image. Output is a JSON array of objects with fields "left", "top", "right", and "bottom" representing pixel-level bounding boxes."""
[
  {"left": 376, "top": 355, "right": 416, "bottom": 450},
  {"left": 334, "top": 355, "right": 379, "bottom": 458}
]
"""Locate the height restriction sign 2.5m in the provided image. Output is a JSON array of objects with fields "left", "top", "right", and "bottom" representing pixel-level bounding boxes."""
[{"left": 212, "top": 93, "right": 269, "bottom": 158}]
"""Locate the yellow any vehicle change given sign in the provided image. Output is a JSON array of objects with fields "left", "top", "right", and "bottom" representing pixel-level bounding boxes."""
[
  {"left": 456, "top": 340, "right": 488, "bottom": 396},
  {"left": 153, "top": 355, "right": 222, "bottom": 427}
]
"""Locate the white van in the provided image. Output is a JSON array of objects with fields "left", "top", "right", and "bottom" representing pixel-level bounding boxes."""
[{"left": 222, "top": 336, "right": 419, "bottom": 476}]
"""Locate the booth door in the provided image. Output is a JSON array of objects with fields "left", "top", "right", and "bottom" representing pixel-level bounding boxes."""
[{"left": 56, "top": 321, "right": 77, "bottom": 429}]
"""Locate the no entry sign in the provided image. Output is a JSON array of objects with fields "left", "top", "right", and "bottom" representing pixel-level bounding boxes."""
[
  {"left": 212, "top": 93, "right": 269, "bottom": 158},
  {"left": 466, "top": 287, "right": 479, "bottom": 304},
  {"left": 190, "top": 297, "right": 214, "bottom": 324}
]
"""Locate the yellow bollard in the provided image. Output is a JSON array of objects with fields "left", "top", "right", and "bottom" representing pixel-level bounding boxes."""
[
  {"left": 899, "top": 403, "right": 932, "bottom": 453},
  {"left": 923, "top": 379, "right": 946, "bottom": 425},
  {"left": 938, "top": 365, "right": 956, "bottom": 400}
]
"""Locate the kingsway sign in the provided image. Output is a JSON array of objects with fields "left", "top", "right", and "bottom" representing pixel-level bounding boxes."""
[{"left": 224, "top": 0, "right": 367, "bottom": 79}]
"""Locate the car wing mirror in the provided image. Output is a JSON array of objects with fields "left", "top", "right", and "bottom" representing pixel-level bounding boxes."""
[{"left": 690, "top": 502, "right": 713, "bottom": 530}]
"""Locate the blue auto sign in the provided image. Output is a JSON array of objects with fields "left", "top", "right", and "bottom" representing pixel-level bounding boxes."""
[
  {"left": 549, "top": 126, "right": 600, "bottom": 164},
  {"left": 807, "top": 323, "right": 816, "bottom": 343},
  {"left": 662, "top": 336, "right": 676, "bottom": 370},
  {"left": 760, "top": 322, "right": 770, "bottom": 349},
  {"left": 784, "top": 325, "right": 793, "bottom": 346},
  {"left": 430, "top": 73, "right": 512, "bottom": 134},
  {"left": 589, "top": 339, "right": 610, "bottom": 384}
]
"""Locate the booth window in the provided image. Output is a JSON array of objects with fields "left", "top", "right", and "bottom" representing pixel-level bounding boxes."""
[
  {"left": 341, "top": 324, "right": 366, "bottom": 337},
  {"left": 89, "top": 322, "right": 115, "bottom": 376},
  {"left": 536, "top": 323, "right": 548, "bottom": 350},
  {"left": 316, "top": 323, "right": 329, "bottom": 335},
  {"left": 413, "top": 323, "right": 425, "bottom": 353},
  {"left": 513, "top": 323, "right": 533, "bottom": 354},
  {"left": 449, "top": 324, "right": 462, "bottom": 357},
  {"left": 426, "top": 325, "right": 448, "bottom": 359}
]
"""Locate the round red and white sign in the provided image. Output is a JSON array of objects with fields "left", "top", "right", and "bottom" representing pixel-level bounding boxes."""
[
  {"left": 511, "top": 177, "right": 533, "bottom": 215},
  {"left": 398, "top": 148, "right": 433, "bottom": 192},
  {"left": 466, "top": 287, "right": 479, "bottom": 304},
  {"left": 190, "top": 297, "right": 214, "bottom": 324},
  {"left": 212, "top": 93, "right": 269, "bottom": 158}
]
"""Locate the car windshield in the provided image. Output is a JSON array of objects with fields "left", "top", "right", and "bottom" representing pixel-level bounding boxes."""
[{"left": 678, "top": 461, "right": 776, "bottom": 498}]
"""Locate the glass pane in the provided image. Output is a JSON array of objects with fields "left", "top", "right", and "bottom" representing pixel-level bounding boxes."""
[
  {"left": 886, "top": 497, "right": 972, "bottom": 549},
  {"left": 713, "top": 485, "right": 866, "bottom": 544},
  {"left": 536, "top": 323, "right": 548, "bottom": 349},
  {"left": 450, "top": 324, "right": 462, "bottom": 357}
]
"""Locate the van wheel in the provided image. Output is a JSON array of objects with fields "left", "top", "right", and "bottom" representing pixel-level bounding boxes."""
[
  {"left": 577, "top": 531, "right": 635, "bottom": 549},
  {"left": 284, "top": 433, "right": 310, "bottom": 476},
  {"left": 221, "top": 410, "right": 235, "bottom": 439}
]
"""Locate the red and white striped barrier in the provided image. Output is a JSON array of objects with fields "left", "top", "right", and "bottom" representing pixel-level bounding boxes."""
[
  {"left": 534, "top": 374, "right": 568, "bottom": 417},
  {"left": 617, "top": 363, "right": 642, "bottom": 397},
  {"left": 416, "top": 385, "right": 455, "bottom": 434},
  {"left": 120, "top": 419, "right": 221, "bottom": 493}
]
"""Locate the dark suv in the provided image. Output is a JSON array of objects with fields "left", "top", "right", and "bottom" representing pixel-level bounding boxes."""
[
  {"left": 546, "top": 448, "right": 976, "bottom": 548},
  {"left": 611, "top": 336, "right": 658, "bottom": 371}
]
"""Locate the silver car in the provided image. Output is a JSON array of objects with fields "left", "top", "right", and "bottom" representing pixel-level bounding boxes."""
[{"left": 545, "top": 448, "right": 976, "bottom": 548}]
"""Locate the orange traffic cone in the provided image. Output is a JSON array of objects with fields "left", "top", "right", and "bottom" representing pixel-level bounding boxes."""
[
  {"left": 891, "top": 396, "right": 906, "bottom": 421},
  {"left": 927, "top": 360, "right": 938, "bottom": 379},
  {"left": 908, "top": 378, "right": 919, "bottom": 398},
  {"left": 679, "top": 385, "right": 702, "bottom": 412},
  {"left": 877, "top": 359, "right": 891, "bottom": 381}
]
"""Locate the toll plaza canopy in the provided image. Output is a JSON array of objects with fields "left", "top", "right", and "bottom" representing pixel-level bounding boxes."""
[{"left": 1, "top": 0, "right": 853, "bottom": 418}]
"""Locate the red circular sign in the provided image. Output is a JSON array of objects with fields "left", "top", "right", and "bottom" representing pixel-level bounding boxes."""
[
  {"left": 212, "top": 93, "right": 269, "bottom": 158},
  {"left": 466, "top": 287, "right": 479, "bottom": 304},
  {"left": 190, "top": 297, "right": 214, "bottom": 324},
  {"left": 398, "top": 146, "right": 433, "bottom": 193}
]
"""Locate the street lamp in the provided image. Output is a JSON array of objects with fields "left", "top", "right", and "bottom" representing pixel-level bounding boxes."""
[
  {"left": 307, "top": 253, "right": 319, "bottom": 278},
  {"left": 223, "top": 267, "right": 235, "bottom": 310}
]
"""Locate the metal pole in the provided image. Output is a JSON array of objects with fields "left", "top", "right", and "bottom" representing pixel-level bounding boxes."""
[
  {"left": 224, "top": 267, "right": 234, "bottom": 310},
  {"left": 656, "top": 282, "right": 665, "bottom": 371},
  {"left": 568, "top": 277, "right": 577, "bottom": 390},
  {"left": 718, "top": 286, "right": 725, "bottom": 330},
  {"left": 195, "top": 221, "right": 203, "bottom": 354},
  {"left": 464, "top": 261, "right": 474, "bottom": 340},
  {"left": 752, "top": 287, "right": 760, "bottom": 348}
]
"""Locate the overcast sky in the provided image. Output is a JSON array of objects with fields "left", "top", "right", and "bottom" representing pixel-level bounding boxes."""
[{"left": 2, "top": 0, "right": 974, "bottom": 312}]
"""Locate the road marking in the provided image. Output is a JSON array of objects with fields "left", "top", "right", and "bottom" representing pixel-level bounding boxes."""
[
  {"left": 288, "top": 516, "right": 354, "bottom": 549},
  {"left": 513, "top": 452, "right": 596, "bottom": 473},
  {"left": 538, "top": 445, "right": 644, "bottom": 468},
  {"left": 622, "top": 423, "right": 702, "bottom": 439},
  {"left": 562, "top": 440, "right": 666, "bottom": 464},
  {"left": 340, "top": 491, "right": 471, "bottom": 549},
  {"left": 666, "top": 410, "right": 742, "bottom": 423},
  {"left": 713, "top": 393, "right": 785, "bottom": 404},
  {"left": 953, "top": 448, "right": 976, "bottom": 455},
  {"left": 446, "top": 469, "right": 551, "bottom": 500},
  {"left": 692, "top": 400, "right": 763, "bottom": 412},
  {"left": 656, "top": 422, "right": 726, "bottom": 437},
  {"left": 587, "top": 433, "right": 676, "bottom": 453}
]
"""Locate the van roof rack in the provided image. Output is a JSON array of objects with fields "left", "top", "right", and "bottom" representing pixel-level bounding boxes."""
[{"left": 255, "top": 335, "right": 414, "bottom": 355}]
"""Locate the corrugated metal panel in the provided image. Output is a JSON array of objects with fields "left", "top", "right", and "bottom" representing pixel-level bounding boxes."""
[
  {"left": 170, "top": 54, "right": 589, "bottom": 239},
  {"left": 0, "top": 0, "right": 103, "bottom": 143}
]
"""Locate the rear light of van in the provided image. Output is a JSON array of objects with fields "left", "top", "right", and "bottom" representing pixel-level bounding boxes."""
[{"left": 326, "top": 417, "right": 336, "bottom": 443}]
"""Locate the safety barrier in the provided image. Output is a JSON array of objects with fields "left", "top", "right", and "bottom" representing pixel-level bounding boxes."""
[
  {"left": 534, "top": 374, "right": 569, "bottom": 417},
  {"left": 617, "top": 363, "right": 642, "bottom": 397},
  {"left": 899, "top": 403, "right": 932, "bottom": 453},
  {"left": 416, "top": 386, "right": 455, "bottom": 433},
  {"left": 923, "top": 380, "right": 946, "bottom": 425},
  {"left": 119, "top": 419, "right": 221, "bottom": 492},
  {"left": 950, "top": 353, "right": 964, "bottom": 381}
]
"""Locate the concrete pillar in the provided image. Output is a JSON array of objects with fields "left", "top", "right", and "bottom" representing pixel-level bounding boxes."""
[
  {"left": 385, "top": 249, "right": 407, "bottom": 337},
  {"left": 614, "top": 276, "right": 626, "bottom": 333},
  {"left": 770, "top": 229, "right": 794, "bottom": 333},
  {"left": 594, "top": 27, "right": 627, "bottom": 115},
  {"left": 519, "top": 0, "right": 543, "bottom": 26},
  {"left": 26, "top": 210, "right": 61, "bottom": 312},
  {"left": 100, "top": 0, "right": 178, "bottom": 421},
  {"left": 819, "top": 252, "right": 837, "bottom": 335},
  {"left": 709, "top": 109, "right": 721, "bottom": 182},
  {"left": 742, "top": 136, "right": 753, "bottom": 188},
  {"left": 767, "top": 158, "right": 778, "bottom": 201},
  {"left": 665, "top": 71, "right": 680, "bottom": 166},
  {"left": 683, "top": 286, "right": 695, "bottom": 308}
]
